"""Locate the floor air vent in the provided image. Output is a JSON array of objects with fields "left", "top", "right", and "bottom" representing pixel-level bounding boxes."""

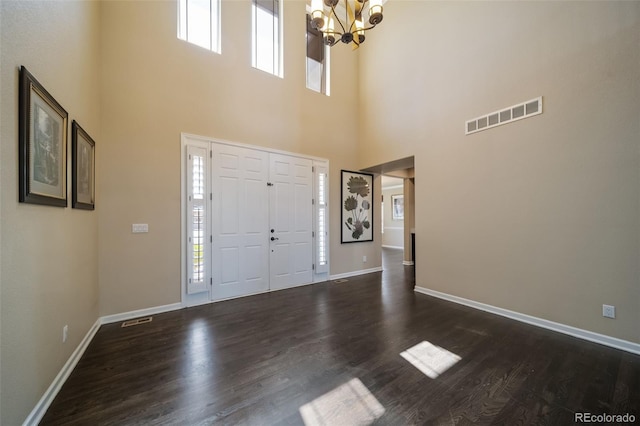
[
  {"left": 466, "top": 96, "right": 542, "bottom": 135},
  {"left": 334, "top": 279, "right": 349, "bottom": 283},
  {"left": 121, "top": 316, "right": 153, "bottom": 328}
]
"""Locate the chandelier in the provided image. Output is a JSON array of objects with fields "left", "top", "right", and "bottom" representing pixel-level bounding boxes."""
[{"left": 310, "top": 0, "right": 384, "bottom": 47}]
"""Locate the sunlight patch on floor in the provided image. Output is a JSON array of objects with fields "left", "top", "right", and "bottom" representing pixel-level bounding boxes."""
[
  {"left": 400, "top": 341, "right": 461, "bottom": 379},
  {"left": 299, "top": 378, "right": 385, "bottom": 426},
  {"left": 184, "top": 319, "right": 213, "bottom": 372}
]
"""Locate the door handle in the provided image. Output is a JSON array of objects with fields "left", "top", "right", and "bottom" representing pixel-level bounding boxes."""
[{"left": 271, "top": 237, "right": 279, "bottom": 241}]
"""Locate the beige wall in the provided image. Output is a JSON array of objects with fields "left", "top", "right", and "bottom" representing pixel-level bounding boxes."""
[
  {"left": 382, "top": 186, "right": 404, "bottom": 248},
  {"left": 359, "top": 1, "right": 640, "bottom": 343},
  {"left": 98, "top": 0, "right": 380, "bottom": 316},
  {"left": 0, "top": 1, "right": 101, "bottom": 424}
]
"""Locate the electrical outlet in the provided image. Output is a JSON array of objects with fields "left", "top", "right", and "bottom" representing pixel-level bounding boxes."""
[
  {"left": 63, "top": 325, "right": 68, "bottom": 343},
  {"left": 363, "top": 255, "right": 367, "bottom": 263},
  {"left": 602, "top": 304, "right": 615, "bottom": 319}
]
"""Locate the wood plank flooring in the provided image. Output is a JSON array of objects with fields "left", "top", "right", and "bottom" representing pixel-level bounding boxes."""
[{"left": 41, "top": 249, "right": 640, "bottom": 425}]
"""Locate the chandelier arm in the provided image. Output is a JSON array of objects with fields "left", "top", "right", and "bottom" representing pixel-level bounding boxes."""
[
  {"left": 321, "top": 25, "right": 374, "bottom": 39},
  {"left": 322, "top": 29, "right": 344, "bottom": 36},
  {"left": 329, "top": 5, "right": 347, "bottom": 34},
  {"left": 349, "top": 19, "right": 355, "bottom": 34},
  {"left": 348, "top": 3, "right": 357, "bottom": 34},
  {"left": 351, "top": 0, "right": 367, "bottom": 33},
  {"left": 344, "top": 2, "right": 348, "bottom": 30}
]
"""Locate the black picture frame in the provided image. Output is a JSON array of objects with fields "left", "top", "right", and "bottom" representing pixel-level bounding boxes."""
[
  {"left": 72, "top": 121, "right": 96, "bottom": 210},
  {"left": 19, "top": 66, "right": 68, "bottom": 207},
  {"left": 341, "top": 170, "right": 374, "bottom": 243}
]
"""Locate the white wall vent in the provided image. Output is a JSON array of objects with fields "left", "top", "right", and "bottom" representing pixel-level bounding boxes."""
[{"left": 465, "top": 96, "right": 543, "bottom": 135}]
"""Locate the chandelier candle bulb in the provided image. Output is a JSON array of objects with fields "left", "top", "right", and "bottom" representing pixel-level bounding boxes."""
[
  {"left": 311, "top": 0, "right": 325, "bottom": 29},
  {"left": 369, "top": 0, "right": 383, "bottom": 25},
  {"left": 324, "top": 17, "right": 336, "bottom": 45}
]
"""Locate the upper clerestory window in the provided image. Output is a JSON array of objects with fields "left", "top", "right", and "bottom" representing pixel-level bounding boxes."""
[
  {"left": 306, "top": 13, "right": 329, "bottom": 95},
  {"left": 252, "top": 0, "right": 283, "bottom": 77},
  {"left": 178, "top": 0, "right": 221, "bottom": 53}
]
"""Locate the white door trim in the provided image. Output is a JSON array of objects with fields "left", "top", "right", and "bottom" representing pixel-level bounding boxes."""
[
  {"left": 181, "top": 133, "right": 330, "bottom": 307},
  {"left": 182, "top": 132, "right": 329, "bottom": 162}
]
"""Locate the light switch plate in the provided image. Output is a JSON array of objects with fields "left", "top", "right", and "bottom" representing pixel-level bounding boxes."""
[{"left": 132, "top": 224, "right": 149, "bottom": 233}]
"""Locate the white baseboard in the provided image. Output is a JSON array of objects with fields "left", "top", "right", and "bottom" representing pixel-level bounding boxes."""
[
  {"left": 382, "top": 245, "right": 403, "bottom": 250},
  {"left": 100, "top": 302, "right": 183, "bottom": 325},
  {"left": 24, "top": 302, "right": 184, "bottom": 424},
  {"left": 402, "top": 260, "right": 414, "bottom": 266},
  {"left": 414, "top": 286, "right": 640, "bottom": 355},
  {"left": 23, "top": 319, "right": 102, "bottom": 426},
  {"left": 330, "top": 266, "right": 383, "bottom": 281}
]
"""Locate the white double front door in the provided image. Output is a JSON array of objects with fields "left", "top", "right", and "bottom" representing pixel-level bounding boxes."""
[{"left": 210, "top": 145, "right": 313, "bottom": 300}]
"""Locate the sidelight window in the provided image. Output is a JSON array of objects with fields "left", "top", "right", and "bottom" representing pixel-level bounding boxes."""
[
  {"left": 186, "top": 145, "right": 210, "bottom": 294},
  {"left": 315, "top": 163, "right": 329, "bottom": 273}
]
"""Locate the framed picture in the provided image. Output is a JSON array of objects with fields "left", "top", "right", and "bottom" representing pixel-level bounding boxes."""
[
  {"left": 391, "top": 194, "right": 404, "bottom": 220},
  {"left": 341, "top": 170, "right": 374, "bottom": 243},
  {"left": 19, "top": 66, "right": 68, "bottom": 207},
  {"left": 72, "top": 121, "right": 96, "bottom": 210}
]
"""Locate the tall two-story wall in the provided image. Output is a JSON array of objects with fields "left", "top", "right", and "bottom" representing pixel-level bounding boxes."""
[
  {"left": 0, "top": 2, "right": 101, "bottom": 424},
  {"left": 359, "top": 1, "right": 640, "bottom": 343},
  {"left": 98, "top": 0, "right": 380, "bottom": 316}
]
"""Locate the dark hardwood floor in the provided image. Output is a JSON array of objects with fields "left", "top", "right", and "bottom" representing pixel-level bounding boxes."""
[{"left": 41, "top": 248, "right": 640, "bottom": 425}]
